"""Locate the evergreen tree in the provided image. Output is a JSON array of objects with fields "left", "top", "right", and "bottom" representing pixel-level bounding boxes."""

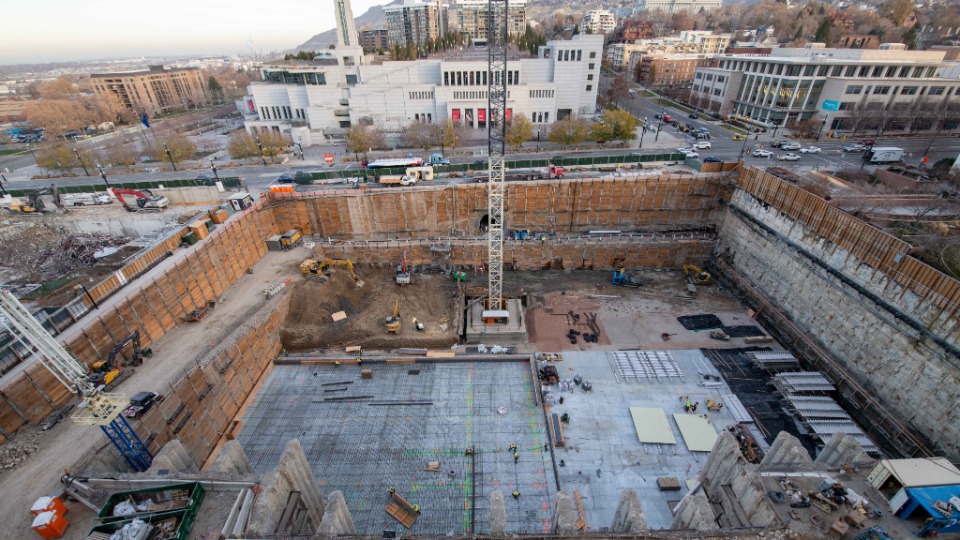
[{"left": 814, "top": 19, "right": 832, "bottom": 46}]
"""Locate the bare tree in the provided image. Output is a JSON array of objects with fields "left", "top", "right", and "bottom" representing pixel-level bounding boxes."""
[{"left": 403, "top": 121, "right": 436, "bottom": 151}]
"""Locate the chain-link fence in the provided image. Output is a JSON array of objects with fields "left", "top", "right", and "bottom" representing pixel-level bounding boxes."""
[{"left": 5, "top": 177, "right": 243, "bottom": 197}]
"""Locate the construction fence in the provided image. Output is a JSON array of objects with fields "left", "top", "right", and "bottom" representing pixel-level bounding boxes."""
[
  {"left": 4, "top": 177, "right": 243, "bottom": 198},
  {"left": 305, "top": 153, "right": 688, "bottom": 180}
]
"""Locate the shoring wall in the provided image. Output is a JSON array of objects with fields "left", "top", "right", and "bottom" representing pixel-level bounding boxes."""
[
  {"left": 269, "top": 175, "right": 732, "bottom": 239},
  {"left": 716, "top": 168, "right": 960, "bottom": 460},
  {"left": 0, "top": 205, "right": 276, "bottom": 444}
]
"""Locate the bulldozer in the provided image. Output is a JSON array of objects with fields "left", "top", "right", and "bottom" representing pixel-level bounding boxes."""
[
  {"left": 299, "top": 258, "right": 364, "bottom": 289},
  {"left": 683, "top": 264, "right": 712, "bottom": 285},
  {"left": 386, "top": 300, "right": 401, "bottom": 333}
]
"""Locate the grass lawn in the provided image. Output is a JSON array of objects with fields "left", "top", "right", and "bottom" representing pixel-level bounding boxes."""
[
  {"left": 720, "top": 125, "right": 749, "bottom": 135},
  {"left": 641, "top": 90, "right": 657, "bottom": 98},
  {"left": 0, "top": 148, "right": 27, "bottom": 156},
  {"left": 653, "top": 98, "right": 694, "bottom": 114}
]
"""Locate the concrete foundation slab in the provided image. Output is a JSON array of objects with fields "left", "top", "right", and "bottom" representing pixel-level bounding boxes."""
[{"left": 238, "top": 361, "right": 555, "bottom": 535}]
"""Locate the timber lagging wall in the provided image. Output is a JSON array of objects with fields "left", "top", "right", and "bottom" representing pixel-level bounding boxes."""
[
  {"left": 718, "top": 168, "right": 960, "bottom": 460},
  {"left": 270, "top": 175, "right": 732, "bottom": 239},
  {"left": 0, "top": 205, "right": 276, "bottom": 444}
]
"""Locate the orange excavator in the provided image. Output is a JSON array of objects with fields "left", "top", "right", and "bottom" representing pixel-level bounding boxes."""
[{"left": 112, "top": 188, "right": 169, "bottom": 212}]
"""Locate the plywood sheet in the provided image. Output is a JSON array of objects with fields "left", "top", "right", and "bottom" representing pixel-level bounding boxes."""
[
  {"left": 629, "top": 407, "right": 676, "bottom": 445},
  {"left": 673, "top": 413, "right": 718, "bottom": 452}
]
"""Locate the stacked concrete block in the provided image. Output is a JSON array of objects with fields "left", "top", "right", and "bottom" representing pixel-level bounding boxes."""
[
  {"left": 551, "top": 491, "right": 581, "bottom": 536},
  {"left": 489, "top": 490, "right": 506, "bottom": 536},
  {"left": 210, "top": 440, "right": 255, "bottom": 475},
  {"left": 610, "top": 488, "right": 648, "bottom": 533},
  {"left": 145, "top": 439, "right": 198, "bottom": 474},
  {"left": 815, "top": 433, "right": 870, "bottom": 467},
  {"left": 761, "top": 432, "right": 813, "bottom": 467},
  {"left": 671, "top": 491, "right": 716, "bottom": 531},
  {"left": 730, "top": 466, "right": 779, "bottom": 527},
  {"left": 247, "top": 439, "right": 325, "bottom": 536},
  {"left": 316, "top": 491, "right": 356, "bottom": 535},
  {"left": 698, "top": 431, "right": 746, "bottom": 489}
]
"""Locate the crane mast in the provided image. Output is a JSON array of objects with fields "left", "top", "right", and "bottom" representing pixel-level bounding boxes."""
[
  {"left": 0, "top": 290, "right": 153, "bottom": 471},
  {"left": 486, "top": 0, "right": 508, "bottom": 312}
]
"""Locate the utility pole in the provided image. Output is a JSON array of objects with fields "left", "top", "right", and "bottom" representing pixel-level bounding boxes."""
[
  {"left": 96, "top": 163, "right": 111, "bottom": 188},
  {"left": 255, "top": 136, "right": 267, "bottom": 166},
  {"left": 0, "top": 172, "right": 7, "bottom": 195},
  {"left": 163, "top": 143, "right": 178, "bottom": 172},
  {"left": 73, "top": 147, "right": 90, "bottom": 176},
  {"left": 210, "top": 160, "right": 219, "bottom": 179},
  {"left": 816, "top": 114, "right": 828, "bottom": 142},
  {"left": 297, "top": 136, "right": 305, "bottom": 160}
]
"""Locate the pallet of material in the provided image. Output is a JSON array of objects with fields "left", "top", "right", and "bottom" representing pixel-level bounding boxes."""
[
  {"left": 550, "top": 412, "right": 565, "bottom": 447},
  {"left": 385, "top": 493, "right": 418, "bottom": 528},
  {"left": 425, "top": 350, "right": 456, "bottom": 358}
]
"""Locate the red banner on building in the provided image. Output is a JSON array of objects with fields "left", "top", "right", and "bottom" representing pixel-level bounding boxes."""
[
  {"left": 452, "top": 109, "right": 461, "bottom": 122},
  {"left": 505, "top": 109, "right": 512, "bottom": 123},
  {"left": 247, "top": 100, "right": 255, "bottom": 112},
  {"left": 478, "top": 109, "right": 486, "bottom": 123}
]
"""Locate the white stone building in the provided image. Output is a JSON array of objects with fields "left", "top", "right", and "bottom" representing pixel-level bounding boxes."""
[
  {"left": 605, "top": 32, "right": 731, "bottom": 71},
  {"left": 581, "top": 10, "right": 616, "bottom": 35},
  {"left": 243, "top": 33, "right": 605, "bottom": 140}
]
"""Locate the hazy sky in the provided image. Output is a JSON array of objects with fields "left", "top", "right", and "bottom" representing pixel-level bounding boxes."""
[{"left": 1, "top": 0, "right": 390, "bottom": 65}]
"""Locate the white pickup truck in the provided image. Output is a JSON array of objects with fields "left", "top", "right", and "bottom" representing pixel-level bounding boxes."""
[{"left": 62, "top": 192, "right": 112, "bottom": 206}]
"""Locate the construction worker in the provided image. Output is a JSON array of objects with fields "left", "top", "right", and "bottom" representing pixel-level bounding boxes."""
[
  {"left": 465, "top": 447, "right": 473, "bottom": 456},
  {"left": 684, "top": 400, "right": 692, "bottom": 412},
  {"left": 335, "top": 361, "right": 341, "bottom": 367},
  {"left": 389, "top": 487, "right": 396, "bottom": 494},
  {"left": 692, "top": 402, "right": 699, "bottom": 413},
  {"left": 508, "top": 443, "right": 517, "bottom": 452},
  {"left": 412, "top": 504, "right": 420, "bottom": 514},
  {"left": 512, "top": 491, "right": 520, "bottom": 499},
  {"left": 356, "top": 357, "right": 362, "bottom": 365},
  {"left": 514, "top": 452, "right": 519, "bottom": 463}
]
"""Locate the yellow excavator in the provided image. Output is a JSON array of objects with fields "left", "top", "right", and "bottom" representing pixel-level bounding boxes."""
[
  {"left": 299, "top": 258, "right": 364, "bottom": 289},
  {"left": 683, "top": 264, "right": 712, "bottom": 285},
  {"left": 386, "top": 300, "right": 401, "bottom": 333}
]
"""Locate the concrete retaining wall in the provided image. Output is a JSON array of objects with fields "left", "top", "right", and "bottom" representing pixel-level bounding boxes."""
[
  {"left": 717, "top": 172, "right": 960, "bottom": 460},
  {"left": 158, "top": 186, "right": 222, "bottom": 206}
]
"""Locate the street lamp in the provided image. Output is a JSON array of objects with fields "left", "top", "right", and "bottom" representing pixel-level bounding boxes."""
[
  {"left": 26, "top": 145, "right": 38, "bottom": 163},
  {"left": 73, "top": 147, "right": 90, "bottom": 176},
  {"left": 210, "top": 160, "right": 219, "bottom": 179},
  {"left": 738, "top": 135, "right": 749, "bottom": 161},
  {"left": 638, "top": 120, "right": 646, "bottom": 149},
  {"left": 297, "top": 137, "right": 305, "bottom": 160},
  {"left": 74, "top": 283, "right": 98, "bottom": 309},
  {"left": 96, "top": 163, "right": 111, "bottom": 188},
  {"left": 163, "top": 143, "right": 178, "bottom": 171},
  {"left": 0, "top": 172, "right": 7, "bottom": 195},
  {"left": 536, "top": 129, "right": 541, "bottom": 152},
  {"left": 816, "top": 115, "right": 828, "bottom": 142},
  {"left": 255, "top": 136, "right": 267, "bottom": 166}
]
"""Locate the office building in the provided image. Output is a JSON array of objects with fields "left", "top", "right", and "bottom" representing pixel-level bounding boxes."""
[
  {"left": 689, "top": 44, "right": 960, "bottom": 132},
  {"left": 384, "top": 0, "right": 446, "bottom": 49},
  {"left": 605, "top": 32, "right": 730, "bottom": 71},
  {"left": 454, "top": 0, "right": 527, "bottom": 43},
  {"left": 90, "top": 65, "right": 208, "bottom": 116},
  {"left": 243, "top": 34, "right": 604, "bottom": 139},
  {"left": 581, "top": 10, "right": 616, "bottom": 35}
]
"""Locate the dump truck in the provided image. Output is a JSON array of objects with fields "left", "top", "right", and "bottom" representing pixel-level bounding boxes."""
[
  {"left": 476, "top": 164, "right": 564, "bottom": 182},
  {"left": 279, "top": 229, "right": 302, "bottom": 249},
  {"left": 378, "top": 175, "right": 418, "bottom": 186}
]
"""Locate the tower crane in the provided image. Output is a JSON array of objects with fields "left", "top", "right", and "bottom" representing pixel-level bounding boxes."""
[
  {"left": 0, "top": 290, "right": 153, "bottom": 471},
  {"left": 485, "top": 0, "right": 509, "bottom": 315}
]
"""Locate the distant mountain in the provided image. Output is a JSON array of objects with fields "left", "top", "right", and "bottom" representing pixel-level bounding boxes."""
[{"left": 295, "top": 1, "right": 399, "bottom": 52}]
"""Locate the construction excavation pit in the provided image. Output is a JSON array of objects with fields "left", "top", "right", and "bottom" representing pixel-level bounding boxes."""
[{"left": 1, "top": 170, "right": 959, "bottom": 540}]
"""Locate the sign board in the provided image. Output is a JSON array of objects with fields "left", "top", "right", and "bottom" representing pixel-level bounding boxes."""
[
  {"left": 822, "top": 100, "right": 840, "bottom": 111},
  {"left": 324, "top": 153, "right": 334, "bottom": 163}
]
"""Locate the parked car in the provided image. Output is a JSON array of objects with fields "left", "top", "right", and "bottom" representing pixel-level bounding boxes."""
[
  {"left": 860, "top": 139, "right": 876, "bottom": 147},
  {"left": 799, "top": 146, "right": 822, "bottom": 154},
  {"left": 780, "top": 143, "right": 802, "bottom": 151},
  {"left": 276, "top": 173, "right": 295, "bottom": 183},
  {"left": 688, "top": 112, "right": 698, "bottom": 119},
  {"left": 703, "top": 157, "right": 722, "bottom": 163},
  {"left": 655, "top": 113, "right": 663, "bottom": 120},
  {"left": 753, "top": 149, "right": 773, "bottom": 158},
  {"left": 732, "top": 134, "right": 746, "bottom": 141},
  {"left": 682, "top": 151, "right": 699, "bottom": 158},
  {"left": 123, "top": 391, "right": 163, "bottom": 419},
  {"left": 770, "top": 140, "right": 784, "bottom": 148},
  {"left": 778, "top": 153, "right": 801, "bottom": 161},
  {"left": 693, "top": 141, "right": 712, "bottom": 149},
  {"left": 843, "top": 144, "right": 867, "bottom": 152}
]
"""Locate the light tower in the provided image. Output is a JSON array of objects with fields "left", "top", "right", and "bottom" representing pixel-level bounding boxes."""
[{"left": 485, "top": 0, "right": 509, "bottom": 314}]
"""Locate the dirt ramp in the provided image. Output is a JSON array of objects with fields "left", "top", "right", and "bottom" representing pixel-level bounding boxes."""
[{"left": 280, "top": 269, "right": 461, "bottom": 351}]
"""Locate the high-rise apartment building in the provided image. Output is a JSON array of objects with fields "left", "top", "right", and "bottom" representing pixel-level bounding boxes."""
[
  {"left": 90, "top": 65, "right": 208, "bottom": 116},
  {"left": 384, "top": 0, "right": 447, "bottom": 49},
  {"left": 454, "top": 0, "right": 527, "bottom": 43},
  {"left": 581, "top": 10, "right": 616, "bottom": 35},
  {"left": 635, "top": 0, "right": 721, "bottom": 13},
  {"left": 360, "top": 28, "right": 389, "bottom": 52}
]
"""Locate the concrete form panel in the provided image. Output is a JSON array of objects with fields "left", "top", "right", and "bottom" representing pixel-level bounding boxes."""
[
  {"left": 673, "top": 413, "right": 718, "bottom": 452},
  {"left": 629, "top": 407, "right": 677, "bottom": 445}
]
